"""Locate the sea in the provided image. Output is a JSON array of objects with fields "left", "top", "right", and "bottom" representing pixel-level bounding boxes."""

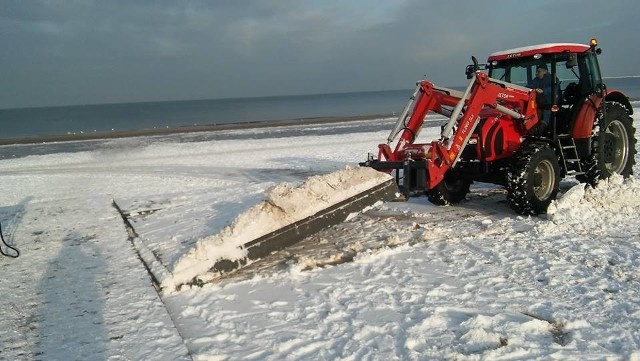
[{"left": 1, "top": 77, "right": 639, "bottom": 141}]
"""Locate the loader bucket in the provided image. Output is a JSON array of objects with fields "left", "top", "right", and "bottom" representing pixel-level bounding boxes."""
[
  {"left": 211, "top": 178, "right": 398, "bottom": 274},
  {"left": 166, "top": 167, "right": 398, "bottom": 289}
]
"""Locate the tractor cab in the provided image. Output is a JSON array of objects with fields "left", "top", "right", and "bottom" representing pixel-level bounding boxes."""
[
  {"left": 485, "top": 40, "right": 605, "bottom": 136},
  {"left": 481, "top": 39, "right": 633, "bottom": 175}
]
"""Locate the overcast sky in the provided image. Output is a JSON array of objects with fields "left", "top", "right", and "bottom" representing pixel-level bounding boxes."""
[{"left": 1, "top": 0, "right": 638, "bottom": 109}]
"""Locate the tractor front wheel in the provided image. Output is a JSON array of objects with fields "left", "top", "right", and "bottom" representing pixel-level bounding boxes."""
[
  {"left": 507, "top": 142, "right": 561, "bottom": 215},
  {"left": 427, "top": 170, "right": 471, "bottom": 205}
]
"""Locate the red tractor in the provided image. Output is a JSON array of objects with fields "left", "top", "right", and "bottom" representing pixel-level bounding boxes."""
[{"left": 362, "top": 39, "right": 636, "bottom": 215}]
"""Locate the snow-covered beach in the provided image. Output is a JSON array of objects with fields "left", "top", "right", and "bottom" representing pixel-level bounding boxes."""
[{"left": 1, "top": 107, "right": 639, "bottom": 360}]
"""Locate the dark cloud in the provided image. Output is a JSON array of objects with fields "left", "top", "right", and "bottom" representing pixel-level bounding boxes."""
[{"left": 1, "top": 0, "right": 638, "bottom": 108}]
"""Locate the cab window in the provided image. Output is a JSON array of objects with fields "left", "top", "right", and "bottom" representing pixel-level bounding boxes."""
[
  {"left": 489, "top": 59, "right": 551, "bottom": 88},
  {"left": 508, "top": 65, "right": 531, "bottom": 87}
]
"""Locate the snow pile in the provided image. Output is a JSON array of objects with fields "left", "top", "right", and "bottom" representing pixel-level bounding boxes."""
[
  {"left": 166, "top": 166, "right": 392, "bottom": 289},
  {"left": 546, "top": 174, "right": 640, "bottom": 229}
]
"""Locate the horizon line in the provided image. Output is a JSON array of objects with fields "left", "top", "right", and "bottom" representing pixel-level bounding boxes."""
[{"left": 2, "top": 75, "right": 639, "bottom": 110}]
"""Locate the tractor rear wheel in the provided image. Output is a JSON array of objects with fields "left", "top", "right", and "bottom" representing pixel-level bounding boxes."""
[
  {"left": 580, "top": 102, "right": 636, "bottom": 186},
  {"left": 507, "top": 142, "right": 561, "bottom": 215},
  {"left": 427, "top": 170, "right": 471, "bottom": 205}
]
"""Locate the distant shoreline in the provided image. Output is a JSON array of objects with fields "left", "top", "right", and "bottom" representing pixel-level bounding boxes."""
[
  {"left": 2, "top": 97, "right": 638, "bottom": 147},
  {"left": 0, "top": 113, "right": 395, "bottom": 146}
]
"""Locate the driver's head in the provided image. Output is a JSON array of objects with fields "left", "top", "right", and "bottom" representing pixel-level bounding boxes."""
[{"left": 536, "top": 64, "right": 548, "bottom": 78}]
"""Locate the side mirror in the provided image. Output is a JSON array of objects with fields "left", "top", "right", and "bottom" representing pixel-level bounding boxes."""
[
  {"left": 565, "top": 53, "right": 578, "bottom": 68},
  {"left": 465, "top": 65, "right": 475, "bottom": 79},
  {"left": 465, "top": 56, "right": 485, "bottom": 79}
]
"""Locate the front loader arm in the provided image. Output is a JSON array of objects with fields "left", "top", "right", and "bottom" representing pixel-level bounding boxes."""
[
  {"left": 392, "top": 81, "right": 461, "bottom": 154},
  {"left": 443, "top": 72, "right": 538, "bottom": 167},
  {"left": 378, "top": 80, "right": 461, "bottom": 162},
  {"left": 369, "top": 72, "right": 539, "bottom": 192}
]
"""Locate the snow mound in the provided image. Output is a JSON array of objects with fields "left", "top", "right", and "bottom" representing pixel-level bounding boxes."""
[
  {"left": 547, "top": 174, "right": 640, "bottom": 226},
  {"left": 165, "top": 166, "right": 392, "bottom": 289}
]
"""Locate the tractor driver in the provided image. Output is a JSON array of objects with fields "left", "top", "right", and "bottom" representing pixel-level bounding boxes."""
[{"left": 527, "top": 64, "right": 553, "bottom": 134}]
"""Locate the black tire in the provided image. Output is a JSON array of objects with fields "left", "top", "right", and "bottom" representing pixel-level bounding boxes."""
[
  {"left": 579, "top": 102, "right": 636, "bottom": 186},
  {"left": 427, "top": 170, "right": 471, "bottom": 205},
  {"left": 507, "top": 142, "right": 561, "bottom": 215}
]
